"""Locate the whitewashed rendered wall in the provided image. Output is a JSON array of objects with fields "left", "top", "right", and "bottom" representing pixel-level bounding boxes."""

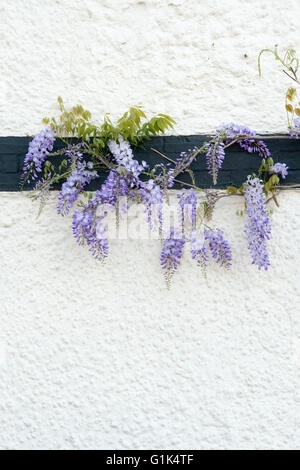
[{"left": 0, "top": 0, "right": 300, "bottom": 450}]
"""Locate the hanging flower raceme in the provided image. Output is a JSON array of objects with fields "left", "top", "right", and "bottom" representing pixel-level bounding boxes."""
[
  {"left": 204, "top": 141, "right": 225, "bottom": 185},
  {"left": 204, "top": 228, "right": 232, "bottom": 268},
  {"left": 57, "top": 162, "right": 98, "bottom": 216},
  {"left": 66, "top": 136, "right": 144, "bottom": 260},
  {"left": 177, "top": 189, "right": 198, "bottom": 231},
  {"left": 22, "top": 128, "right": 55, "bottom": 182},
  {"left": 71, "top": 163, "right": 134, "bottom": 261},
  {"left": 217, "top": 123, "right": 271, "bottom": 159},
  {"left": 108, "top": 137, "right": 146, "bottom": 185},
  {"left": 98, "top": 169, "right": 130, "bottom": 206},
  {"left": 269, "top": 162, "right": 289, "bottom": 179},
  {"left": 204, "top": 123, "right": 271, "bottom": 185},
  {"left": 64, "top": 143, "right": 86, "bottom": 165},
  {"left": 160, "top": 230, "right": 185, "bottom": 286},
  {"left": 140, "top": 179, "right": 163, "bottom": 230},
  {"left": 155, "top": 163, "right": 176, "bottom": 189},
  {"left": 204, "top": 190, "right": 218, "bottom": 221},
  {"left": 72, "top": 191, "right": 109, "bottom": 261},
  {"left": 190, "top": 229, "right": 209, "bottom": 272},
  {"left": 32, "top": 172, "right": 54, "bottom": 211},
  {"left": 289, "top": 117, "right": 300, "bottom": 138},
  {"left": 243, "top": 177, "right": 271, "bottom": 270},
  {"left": 172, "top": 147, "right": 199, "bottom": 177}
]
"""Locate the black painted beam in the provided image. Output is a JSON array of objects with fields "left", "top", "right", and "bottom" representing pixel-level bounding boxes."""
[{"left": 0, "top": 136, "right": 299, "bottom": 191}]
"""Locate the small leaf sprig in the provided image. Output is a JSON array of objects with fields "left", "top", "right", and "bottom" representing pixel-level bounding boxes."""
[{"left": 259, "top": 45, "right": 300, "bottom": 130}]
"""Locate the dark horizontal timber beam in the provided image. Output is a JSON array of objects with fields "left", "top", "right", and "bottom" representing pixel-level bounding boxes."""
[{"left": 0, "top": 135, "right": 299, "bottom": 191}]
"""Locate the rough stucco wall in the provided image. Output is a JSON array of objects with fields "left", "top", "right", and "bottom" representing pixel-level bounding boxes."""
[
  {"left": 0, "top": 0, "right": 300, "bottom": 451},
  {"left": 0, "top": 192, "right": 300, "bottom": 450},
  {"left": 1, "top": 0, "right": 300, "bottom": 136}
]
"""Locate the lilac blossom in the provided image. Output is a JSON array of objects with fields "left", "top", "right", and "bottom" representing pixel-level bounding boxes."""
[
  {"left": 244, "top": 177, "right": 271, "bottom": 270},
  {"left": 22, "top": 128, "right": 55, "bottom": 182},
  {"left": 204, "top": 228, "right": 232, "bottom": 268},
  {"left": 160, "top": 229, "right": 185, "bottom": 285},
  {"left": 204, "top": 142, "right": 225, "bottom": 185},
  {"left": 190, "top": 229, "right": 209, "bottom": 272},
  {"left": 57, "top": 162, "right": 98, "bottom": 216},
  {"left": 269, "top": 162, "right": 289, "bottom": 179}
]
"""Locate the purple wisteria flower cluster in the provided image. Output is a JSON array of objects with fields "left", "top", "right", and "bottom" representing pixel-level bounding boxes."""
[
  {"left": 71, "top": 170, "right": 131, "bottom": 261},
  {"left": 269, "top": 162, "right": 289, "bottom": 179},
  {"left": 204, "top": 228, "right": 232, "bottom": 268},
  {"left": 22, "top": 128, "right": 55, "bottom": 182},
  {"left": 177, "top": 188, "right": 198, "bottom": 231},
  {"left": 22, "top": 108, "right": 292, "bottom": 286},
  {"left": 98, "top": 169, "right": 130, "bottom": 206},
  {"left": 72, "top": 187, "right": 112, "bottom": 261},
  {"left": 57, "top": 161, "right": 98, "bottom": 216},
  {"left": 190, "top": 229, "right": 209, "bottom": 272},
  {"left": 190, "top": 227, "right": 233, "bottom": 272},
  {"left": 159, "top": 188, "right": 232, "bottom": 284},
  {"left": 244, "top": 177, "right": 271, "bottom": 270},
  {"left": 64, "top": 143, "right": 86, "bottom": 165},
  {"left": 205, "top": 123, "right": 272, "bottom": 185},
  {"left": 71, "top": 137, "right": 163, "bottom": 258},
  {"left": 289, "top": 118, "right": 300, "bottom": 138},
  {"left": 140, "top": 179, "right": 163, "bottom": 230},
  {"left": 108, "top": 137, "right": 166, "bottom": 230},
  {"left": 217, "top": 123, "right": 271, "bottom": 159},
  {"left": 108, "top": 137, "right": 146, "bottom": 184},
  {"left": 160, "top": 229, "right": 185, "bottom": 285},
  {"left": 72, "top": 206, "right": 109, "bottom": 261},
  {"left": 171, "top": 147, "right": 198, "bottom": 179},
  {"left": 204, "top": 142, "right": 225, "bottom": 185},
  {"left": 161, "top": 225, "right": 232, "bottom": 285}
]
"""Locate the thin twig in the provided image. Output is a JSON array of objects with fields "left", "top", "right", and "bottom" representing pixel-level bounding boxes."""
[
  {"left": 215, "top": 192, "right": 243, "bottom": 200},
  {"left": 173, "top": 178, "right": 199, "bottom": 189},
  {"left": 150, "top": 147, "right": 176, "bottom": 164},
  {"left": 291, "top": 67, "right": 299, "bottom": 82},
  {"left": 277, "top": 184, "right": 300, "bottom": 189},
  {"left": 208, "top": 134, "right": 293, "bottom": 141},
  {"left": 223, "top": 138, "right": 239, "bottom": 149},
  {"left": 272, "top": 193, "right": 280, "bottom": 207},
  {"left": 266, "top": 192, "right": 279, "bottom": 205},
  {"left": 250, "top": 135, "right": 292, "bottom": 140},
  {"left": 282, "top": 69, "right": 300, "bottom": 85},
  {"left": 86, "top": 149, "right": 115, "bottom": 170}
]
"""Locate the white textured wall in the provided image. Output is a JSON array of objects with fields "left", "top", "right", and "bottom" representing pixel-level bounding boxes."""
[
  {"left": 0, "top": 0, "right": 300, "bottom": 450},
  {"left": 1, "top": 192, "right": 300, "bottom": 450},
  {"left": 1, "top": 0, "right": 300, "bottom": 135}
]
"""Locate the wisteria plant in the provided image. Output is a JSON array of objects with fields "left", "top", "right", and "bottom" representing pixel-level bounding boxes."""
[{"left": 22, "top": 48, "right": 299, "bottom": 286}]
